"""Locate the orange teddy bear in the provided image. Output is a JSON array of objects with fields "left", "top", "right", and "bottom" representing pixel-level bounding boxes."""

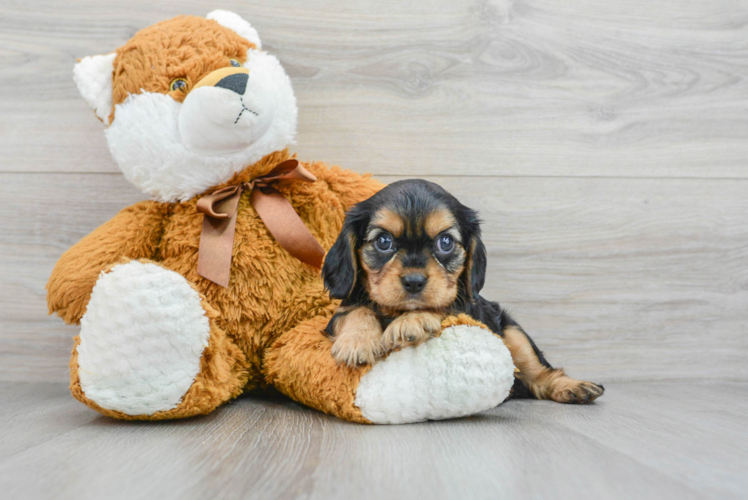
[{"left": 47, "top": 10, "right": 515, "bottom": 424}]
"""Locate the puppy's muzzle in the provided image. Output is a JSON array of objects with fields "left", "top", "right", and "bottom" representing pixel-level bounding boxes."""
[{"left": 401, "top": 273, "right": 427, "bottom": 294}]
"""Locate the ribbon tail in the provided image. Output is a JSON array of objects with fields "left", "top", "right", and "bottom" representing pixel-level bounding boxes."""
[
  {"left": 197, "top": 192, "right": 243, "bottom": 287},
  {"left": 251, "top": 188, "right": 325, "bottom": 269}
]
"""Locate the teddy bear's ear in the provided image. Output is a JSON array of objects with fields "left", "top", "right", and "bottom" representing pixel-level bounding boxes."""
[
  {"left": 207, "top": 10, "right": 262, "bottom": 49},
  {"left": 73, "top": 53, "right": 116, "bottom": 122}
]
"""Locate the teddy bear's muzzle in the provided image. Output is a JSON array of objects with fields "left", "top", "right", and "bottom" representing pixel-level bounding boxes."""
[{"left": 178, "top": 66, "right": 273, "bottom": 156}]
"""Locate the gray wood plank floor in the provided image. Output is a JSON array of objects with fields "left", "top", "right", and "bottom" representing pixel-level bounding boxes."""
[{"left": 1, "top": 381, "right": 745, "bottom": 500}]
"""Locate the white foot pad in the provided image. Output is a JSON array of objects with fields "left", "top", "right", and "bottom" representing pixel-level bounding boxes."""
[
  {"left": 355, "top": 325, "right": 515, "bottom": 424},
  {"left": 77, "top": 261, "right": 210, "bottom": 416}
]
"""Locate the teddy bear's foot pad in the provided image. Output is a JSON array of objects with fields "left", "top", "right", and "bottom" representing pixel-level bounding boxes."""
[
  {"left": 76, "top": 261, "right": 210, "bottom": 416},
  {"left": 354, "top": 324, "right": 516, "bottom": 424}
]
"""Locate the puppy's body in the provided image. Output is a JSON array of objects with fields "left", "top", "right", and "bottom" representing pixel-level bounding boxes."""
[{"left": 323, "top": 179, "right": 604, "bottom": 404}]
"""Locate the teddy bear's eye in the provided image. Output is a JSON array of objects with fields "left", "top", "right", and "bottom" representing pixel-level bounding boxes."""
[
  {"left": 229, "top": 59, "right": 242, "bottom": 67},
  {"left": 170, "top": 78, "right": 188, "bottom": 92}
]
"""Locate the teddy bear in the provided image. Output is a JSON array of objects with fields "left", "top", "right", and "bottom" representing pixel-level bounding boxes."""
[{"left": 46, "top": 10, "right": 516, "bottom": 424}]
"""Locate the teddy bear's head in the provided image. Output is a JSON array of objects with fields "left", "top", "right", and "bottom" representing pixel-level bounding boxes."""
[{"left": 74, "top": 10, "right": 298, "bottom": 202}]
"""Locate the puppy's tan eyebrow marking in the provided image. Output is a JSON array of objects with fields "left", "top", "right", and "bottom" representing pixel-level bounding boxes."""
[
  {"left": 445, "top": 227, "right": 461, "bottom": 242},
  {"left": 368, "top": 208, "right": 404, "bottom": 239},
  {"left": 425, "top": 208, "right": 458, "bottom": 239}
]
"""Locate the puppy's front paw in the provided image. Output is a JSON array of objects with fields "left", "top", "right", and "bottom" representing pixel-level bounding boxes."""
[
  {"left": 330, "top": 307, "right": 384, "bottom": 368},
  {"left": 331, "top": 333, "right": 383, "bottom": 368},
  {"left": 550, "top": 378, "right": 605, "bottom": 404},
  {"left": 382, "top": 311, "right": 443, "bottom": 351}
]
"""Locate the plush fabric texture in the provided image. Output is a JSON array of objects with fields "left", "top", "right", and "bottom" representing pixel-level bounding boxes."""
[
  {"left": 47, "top": 202, "right": 169, "bottom": 325},
  {"left": 73, "top": 53, "right": 116, "bottom": 122},
  {"left": 110, "top": 15, "right": 256, "bottom": 109},
  {"left": 355, "top": 315, "right": 516, "bottom": 424},
  {"left": 77, "top": 261, "right": 211, "bottom": 415},
  {"left": 264, "top": 315, "right": 372, "bottom": 424},
  {"left": 105, "top": 15, "right": 297, "bottom": 201},
  {"left": 208, "top": 9, "right": 262, "bottom": 49},
  {"left": 52, "top": 11, "right": 517, "bottom": 424},
  {"left": 70, "top": 265, "right": 249, "bottom": 420}
]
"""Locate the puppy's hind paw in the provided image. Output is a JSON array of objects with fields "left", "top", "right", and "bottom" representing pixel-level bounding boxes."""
[{"left": 550, "top": 378, "right": 605, "bottom": 404}]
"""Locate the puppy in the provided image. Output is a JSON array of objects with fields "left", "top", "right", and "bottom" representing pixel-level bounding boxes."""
[{"left": 322, "top": 179, "right": 604, "bottom": 404}]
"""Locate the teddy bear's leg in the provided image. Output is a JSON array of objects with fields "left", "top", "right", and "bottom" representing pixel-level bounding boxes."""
[
  {"left": 264, "top": 315, "right": 516, "bottom": 424},
  {"left": 69, "top": 260, "right": 249, "bottom": 420}
]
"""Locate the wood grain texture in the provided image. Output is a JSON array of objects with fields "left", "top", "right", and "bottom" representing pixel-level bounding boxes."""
[
  {"left": 2, "top": 172, "right": 746, "bottom": 382},
  {"left": 0, "top": 381, "right": 745, "bottom": 499},
  {"left": 1, "top": 0, "right": 747, "bottom": 177}
]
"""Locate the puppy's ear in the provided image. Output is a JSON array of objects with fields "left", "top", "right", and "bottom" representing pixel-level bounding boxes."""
[
  {"left": 465, "top": 235, "right": 487, "bottom": 300},
  {"left": 322, "top": 222, "right": 358, "bottom": 299},
  {"left": 456, "top": 201, "right": 487, "bottom": 301}
]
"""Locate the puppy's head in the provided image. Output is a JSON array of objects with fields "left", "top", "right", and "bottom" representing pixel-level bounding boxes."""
[{"left": 323, "top": 179, "right": 486, "bottom": 311}]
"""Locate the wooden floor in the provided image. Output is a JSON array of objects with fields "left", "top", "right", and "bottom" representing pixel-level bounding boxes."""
[
  {"left": 1, "top": 381, "right": 746, "bottom": 500},
  {"left": 1, "top": 0, "right": 747, "bottom": 498}
]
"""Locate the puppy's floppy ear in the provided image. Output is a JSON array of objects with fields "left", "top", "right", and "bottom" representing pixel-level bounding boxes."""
[
  {"left": 464, "top": 235, "right": 487, "bottom": 300},
  {"left": 322, "top": 220, "right": 359, "bottom": 299},
  {"left": 460, "top": 206, "right": 486, "bottom": 301}
]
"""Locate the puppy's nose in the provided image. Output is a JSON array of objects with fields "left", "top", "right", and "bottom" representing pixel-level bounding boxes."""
[
  {"left": 401, "top": 273, "right": 427, "bottom": 294},
  {"left": 215, "top": 72, "right": 248, "bottom": 95}
]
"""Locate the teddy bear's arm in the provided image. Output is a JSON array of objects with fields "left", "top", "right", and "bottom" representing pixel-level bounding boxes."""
[
  {"left": 46, "top": 201, "right": 168, "bottom": 325},
  {"left": 305, "top": 162, "right": 386, "bottom": 212},
  {"left": 264, "top": 313, "right": 515, "bottom": 424}
]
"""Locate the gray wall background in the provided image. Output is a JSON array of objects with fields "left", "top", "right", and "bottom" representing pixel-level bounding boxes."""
[{"left": 1, "top": 0, "right": 746, "bottom": 383}]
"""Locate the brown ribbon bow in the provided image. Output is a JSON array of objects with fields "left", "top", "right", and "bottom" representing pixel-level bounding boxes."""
[{"left": 196, "top": 158, "right": 325, "bottom": 287}]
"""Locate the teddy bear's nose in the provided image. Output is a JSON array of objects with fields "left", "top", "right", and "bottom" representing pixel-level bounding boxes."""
[{"left": 215, "top": 73, "right": 248, "bottom": 95}]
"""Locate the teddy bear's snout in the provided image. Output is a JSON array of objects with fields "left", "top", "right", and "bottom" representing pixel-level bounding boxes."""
[{"left": 177, "top": 64, "right": 275, "bottom": 156}]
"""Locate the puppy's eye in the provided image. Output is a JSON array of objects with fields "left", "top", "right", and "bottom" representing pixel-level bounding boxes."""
[
  {"left": 229, "top": 58, "right": 242, "bottom": 67},
  {"left": 170, "top": 78, "right": 188, "bottom": 92},
  {"left": 436, "top": 234, "right": 455, "bottom": 254},
  {"left": 375, "top": 234, "right": 394, "bottom": 252}
]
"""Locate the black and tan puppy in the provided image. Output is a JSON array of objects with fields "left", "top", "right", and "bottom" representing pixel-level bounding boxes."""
[{"left": 322, "top": 179, "right": 604, "bottom": 404}]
